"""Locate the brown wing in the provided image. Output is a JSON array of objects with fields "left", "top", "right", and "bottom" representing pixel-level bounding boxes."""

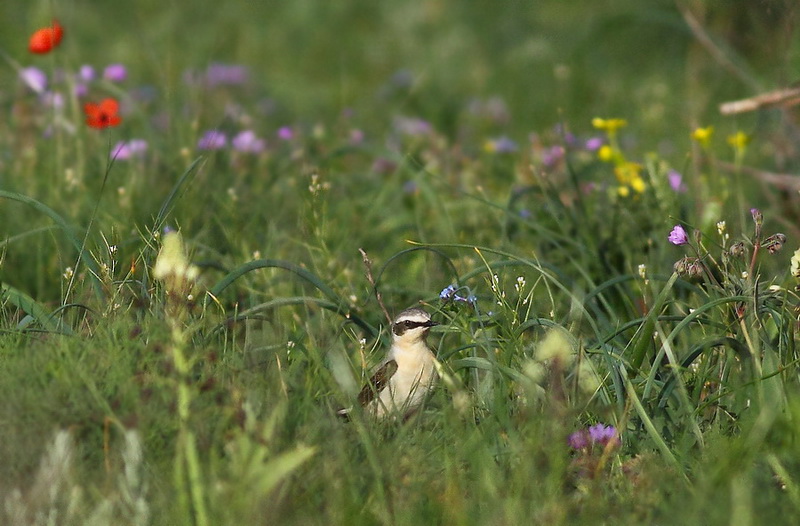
[{"left": 356, "top": 359, "right": 398, "bottom": 407}]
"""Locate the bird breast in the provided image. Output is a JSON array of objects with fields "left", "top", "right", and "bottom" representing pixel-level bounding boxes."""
[{"left": 385, "top": 343, "right": 437, "bottom": 408}]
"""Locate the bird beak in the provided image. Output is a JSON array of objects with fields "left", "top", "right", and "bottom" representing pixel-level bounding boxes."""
[{"left": 426, "top": 320, "right": 439, "bottom": 327}]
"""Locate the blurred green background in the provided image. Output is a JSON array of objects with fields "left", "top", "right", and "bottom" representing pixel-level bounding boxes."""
[{"left": 4, "top": 0, "right": 797, "bottom": 146}]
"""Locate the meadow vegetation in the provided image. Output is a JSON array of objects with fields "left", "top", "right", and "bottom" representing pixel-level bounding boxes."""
[{"left": 2, "top": 1, "right": 800, "bottom": 524}]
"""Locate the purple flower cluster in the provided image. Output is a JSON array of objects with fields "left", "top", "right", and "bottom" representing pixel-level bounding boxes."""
[
  {"left": 231, "top": 130, "right": 266, "bottom": 153},
  {"left": 198, "top": 130, "right": 227, "bottom": 150},
  {"left": 197, "top": 129, "right": 267, "bottom": 153},
  {"left": 185, "top": 63, "right": 250, "bottom": 88},
  {"left": 393, "top": 116, "right": 432, "bottom": 137},
  {"left": 19, "top": 63, "right": 128, "bottom": 105},
  {"left": 541, "top": 145, "right": 565, "bottom": 168},
  {"left": 111, "top": 139, "right": 148, "bottom": 160},
  {"left": 568, "top": 423, "right": 620, "bottom": 450}
]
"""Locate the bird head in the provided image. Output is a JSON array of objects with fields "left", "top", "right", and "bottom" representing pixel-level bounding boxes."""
[{"left": 391, "top": 307, "right": 438, "bottom": 343}]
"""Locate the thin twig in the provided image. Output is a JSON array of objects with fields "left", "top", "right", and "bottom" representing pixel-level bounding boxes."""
[
  {"left": 677, "top": 3, "right": 761, "bottom": 91},
  {"left": 359, "top": 248, "right": 392, "bottom": 324},
  {"left": 720, "top": 87, "right": 800, "bottom": 115}
]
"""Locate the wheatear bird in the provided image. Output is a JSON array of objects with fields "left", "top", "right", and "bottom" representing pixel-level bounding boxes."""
[{"left": 338, "top": 307, "right": 439, "bottom": 419}]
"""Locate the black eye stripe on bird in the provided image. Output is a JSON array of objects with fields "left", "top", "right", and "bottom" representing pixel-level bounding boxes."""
[
  {"left": 338, "top": 306, "right": 438, "bottom": 420},
  {"left": 393, "top": 318, "right": 437, "bottom": 335}
]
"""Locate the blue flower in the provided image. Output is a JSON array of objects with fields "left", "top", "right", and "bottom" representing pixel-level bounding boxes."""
[{"left": 439, "top": 284, "right": 457, "bottom": 301}]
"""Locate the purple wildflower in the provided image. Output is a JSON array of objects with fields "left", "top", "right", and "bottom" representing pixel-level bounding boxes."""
[
  {"left": 197, "top": 130, "right": 227, "bottom": 150},
  {"left": 111, "top": 139, "right": 148, "bottom": 160},
  {"left": 231, "top": 130, "right": 266, "bottom": 154},
  {"left": 584, "top": 137, "right": 604, "bottom": 151},
  {"left": 349, "top": 128, "right": 365, "bottom": 145},
  {"left": 277, "top": 126, "right": 294, "bottom": 141},
  {"left": 205, "top": 63, "right": 249, "bottom": 87},
  {"left": 394, "top": 116, "right": 432, "bottom": 136},
  {"left": 569, "top": 423, "right": 620, "bottom": 450},
  {"left": 568, "top": 430, "right": 590, "bottom": 450},
  {"left": 41, "top": 91, "right": 64, "bottom": 109},
  {"left": 20, "top": 66, "right": 47, "bottom": 94},
  {"left": 103, "top": 64, "right": 127, "bottom": 82},
  {"left": 588, "top": 424, "right": 619, "bottom": 447},
  {"left": 668, "top": 225, "right": 689, "bottom": 246},
  {"left": 667, "top": 169, "right": 687, "bottom": 193},
  {"left": 78, "top": 65, "right": 96, "bottom": 82},
  {"left": 73, "top": 83, "right": 89, "bottom": 98},
  {"left": 542, "top": 145, "right": 565, "bottom": 168}
]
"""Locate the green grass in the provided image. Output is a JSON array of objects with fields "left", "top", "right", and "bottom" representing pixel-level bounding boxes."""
[{"left": 2, "top": 1, "right": 800, "bottom": 524}]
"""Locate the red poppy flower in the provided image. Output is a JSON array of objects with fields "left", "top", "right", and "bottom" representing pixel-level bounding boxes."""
[
  {"left": 84, "top": 98, "right": 122, "bottom": 129},
  {"left": 29, "top": 20, "right": 64, "bottom": 54}
]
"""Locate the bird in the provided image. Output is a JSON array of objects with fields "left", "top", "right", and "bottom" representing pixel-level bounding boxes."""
[{"left": 338, "top": 307, "right": 439, "bottom": 419}]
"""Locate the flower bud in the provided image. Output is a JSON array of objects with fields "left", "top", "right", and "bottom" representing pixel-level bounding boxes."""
[
  {"left": 674, "top": 257, "right": 690, "bottom": 276},
  {"left": 729, "top": 242, "right": 746, "bottom": 258},
  {"left": 751, "top": 208, "right": 763, "bottom": 226},
  {"left": 688, "top": 260, "right": 704, "bottom": 278},
  {"left": 762, "top": 233, "right": 787, "bottom": 254}
]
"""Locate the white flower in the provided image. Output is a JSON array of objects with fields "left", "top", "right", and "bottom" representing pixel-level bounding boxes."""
[
  {"left": 535, "top": 329, "right": 574, "bottom": 366},
  {"left": 153, "top": 231, "right": 199, "bottom": 284},
  {"left": 791, "top": 248, "right": 800, "bottom": 279}
]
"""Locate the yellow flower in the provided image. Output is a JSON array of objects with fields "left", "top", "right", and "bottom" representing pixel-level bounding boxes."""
[
  {"left": 614, "top": 161, "right": 642, "bottom": 185},
  {"left": 592, "top": 117, "right": 628, "bottom": 135},
  {"left": 617, "top": 185, "right": 630, "bottom": 197},
  {"left": 597, "top": 144, "right": 616, "bottom": 162},
  {"left": 630, "top": 175, "right": 647, "bottom": 194},
  {"left": 727, "top": 131, "right": 750, "bottom": 150},
  {"left": 691, "top": 126, "right": 714, "bottom": 148}
]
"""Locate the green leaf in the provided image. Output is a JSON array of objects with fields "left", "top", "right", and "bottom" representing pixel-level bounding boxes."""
[
  {"left": 1, "top": 282, "right": 72, "bottom": 334},
  {"left": 252, "top": 446, "right": 316, "bottom": 496}
]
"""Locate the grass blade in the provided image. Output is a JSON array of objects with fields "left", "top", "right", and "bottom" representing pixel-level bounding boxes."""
[
  {"left": 1, "top": 282, "right": 73, "bottom": 334},
  {"left": 0, "top": 190, "right": 103, "bottom": 298},
  {"left": 153, "top": 156, "right": 205, "bottom": 233}
]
